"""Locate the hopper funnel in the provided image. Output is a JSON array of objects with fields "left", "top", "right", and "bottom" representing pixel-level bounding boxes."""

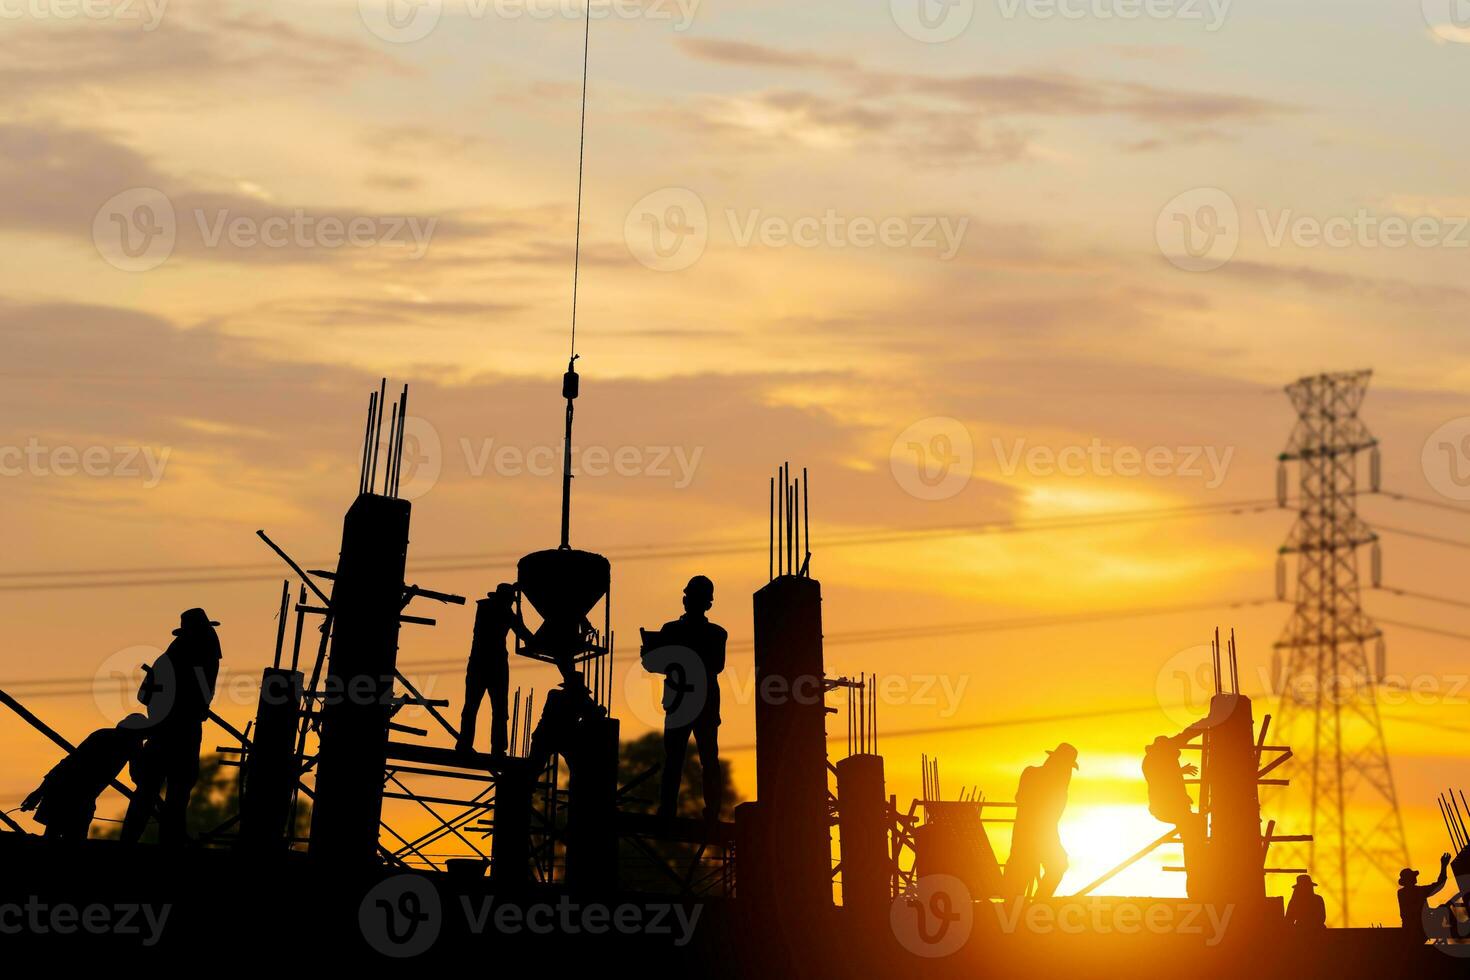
[{"left": 518, "top": 547, "right": 609, "bottom": 658}]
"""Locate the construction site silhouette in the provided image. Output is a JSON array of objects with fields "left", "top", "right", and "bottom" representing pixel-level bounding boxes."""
[
  {"left": 1, "top": 364, "right": 1466, "bottom": 974},
  {"left": 2, "top": 6, "right": 1467, "bottom": 975}
]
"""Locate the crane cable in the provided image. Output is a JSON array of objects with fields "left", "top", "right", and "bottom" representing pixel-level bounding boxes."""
[{"left": 569, "top": 3, "right": 592, "bottom": 360}]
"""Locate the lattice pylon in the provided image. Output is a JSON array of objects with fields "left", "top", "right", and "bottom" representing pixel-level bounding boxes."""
[{"left": 1270, "top": 370, "right": 1407, "bottom": 927}]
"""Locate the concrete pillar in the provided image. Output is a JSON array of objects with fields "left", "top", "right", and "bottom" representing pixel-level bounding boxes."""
[
  {"left": 309, "top": 493, "right": 411, "bottom": 863},
  {"left": 835, "top": 754, "right": 889, "bottom": 915},
  {"left": 240, "top": 667, "right": 303, "bottom": 850},
  {"left": 752, "top": 574, "right": 831, "bottom": 909}
]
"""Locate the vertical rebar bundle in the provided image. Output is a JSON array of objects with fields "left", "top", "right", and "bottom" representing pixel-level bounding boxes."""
[
  {"left": 768, "top": 463, "right": 812, "bottom": 580},
  {"left": 358, "top": 380, "right": 410, "bottom": 499},
  {"left": 921, "top": 755, "right": 941, "bottom": 803}
]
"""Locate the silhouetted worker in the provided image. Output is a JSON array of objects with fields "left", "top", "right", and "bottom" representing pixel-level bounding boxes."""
[
  {"left": 1285, "top": 874, "right": 1327, "bottom": 929},
  {"left": 1398, "top": 853, "right": 1452, "bottom": 941},
  {"left": 1006, "top": 742, "right": 1078, "bottom": 900},
  {"left": 1143, "top": 723, "right": 1206, "bottom": 826},
  {"left": 20, "top": 714, "right": 149, "bottom": 840},
  {"left": 120, "top": 608, "right": 222, "bottom": 845},
  {"left": 643, "top": 575, "right": 727, "bottom": 820},
  {"left": 458, "top": 583, "right": 536, "bottom": 756}
]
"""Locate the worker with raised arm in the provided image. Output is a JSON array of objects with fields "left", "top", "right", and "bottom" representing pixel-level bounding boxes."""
[
  {"left": 458, "top": 583, "right": 537, "bottom": 756},
  {"left": 1397, "top": 853, "right": 1453, "bottom": 941},
  {"left": 1142, "top": 720, "right": 1208, "bottom": 892},
  {"left": 1142, "top": 723, "right": 1205, "bottom": 828}
]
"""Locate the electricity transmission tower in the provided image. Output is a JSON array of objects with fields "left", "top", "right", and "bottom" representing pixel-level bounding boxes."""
[{"left": 1272, "top": 369, "right": 1407, "bottom": 927}]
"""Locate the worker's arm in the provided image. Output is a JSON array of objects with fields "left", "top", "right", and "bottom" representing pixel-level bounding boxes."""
[
  {"left": 510, "top": 614, "right": 537, "bottom": 650},
  {"left": 1433, "top": 853, "right": 1452, "bottom": 893},
  {"left": 20, "top": 758, "right": 65, "bottom": 811},
  {"left": 1168, "top": 720, "right": 1208, "bottom": 748},
  {"left": 202, "top": 655, "right": 220, "bottom": 706},
  {"left": 709, "top": 626, "right": 727, "bottom": 675}
]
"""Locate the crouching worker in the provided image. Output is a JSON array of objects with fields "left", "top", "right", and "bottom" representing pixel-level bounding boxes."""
[{"left": 21, "top": 714, "right": 149, "bottom": 840}]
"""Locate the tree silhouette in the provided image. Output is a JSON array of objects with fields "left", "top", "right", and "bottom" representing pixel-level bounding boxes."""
[
  {"left": 618, "top": 730, "right": 740, "bottom": 820},
  {"left": 613, "top": 732, "right": 742, "bottom": 893},
  {"left": 98, "top": 754, "right": 310, "bottom": 845}
]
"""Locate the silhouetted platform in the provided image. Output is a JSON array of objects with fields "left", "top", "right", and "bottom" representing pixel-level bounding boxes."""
[
  {"left": 617, "top": 811, "right": 735, "bottom": 845},
  {"left": 2, "top": 831, "right": 1467, "bottom": 976},
  {"left": 384, "top": 740, "right": 509, "bottom": 774}
]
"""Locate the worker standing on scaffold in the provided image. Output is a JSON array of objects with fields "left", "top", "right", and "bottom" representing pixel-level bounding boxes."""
[
  {"left": 121, "top": 607, "right": 222, "bottom": 845},
  {"left": 1006, "top": 742, "right": 1078, "bottom": 900},
  {"left": 642, "top": 575, "right": 727, "bottom": 821},
  {"left": 458, "top": 583, "right": 537, "bottom": 757}
]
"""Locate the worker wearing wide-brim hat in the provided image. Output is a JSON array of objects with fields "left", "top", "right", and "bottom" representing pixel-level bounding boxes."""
[
  {"left": 1006, "top": 742, "right": 1079, "bottom": 901},
  {"left": 1286, "top": 874, "right": 1327, "bottom": 928},
  {"left": 121, "top": 608, "right": 223, "bottom": 846},
  {"left": 1046, "top": 742, "right": 1080, "bottom": 769}
]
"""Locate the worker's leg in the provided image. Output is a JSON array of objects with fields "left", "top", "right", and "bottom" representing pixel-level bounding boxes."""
[
  {"left": 121, "top": 740, "right": 164, "bottom": 844},
  {"left": 54, "top": 804, "right": 95, "bottom": 841},
  {"left": 1177, "top": 812, "right": 1206, "bottom": 898},
  {"left": 458, "top": 667, "right": 486, "bottom": 751},
  {"left": 693, "top": 716, "right": 721, "bottom": 819},
  {"left": 159, "top": 726, "right": 201, "bottom": 846},
  {"left": 1034, "top": 835, "right": 1069, "bottom": 900},
  {"left": 1003, "top": 837, "right": 1040, "bottom": 899},
  {"left": 488, "top": 654, "right": 510, "bottom": 756},
  {"left": 76, "top": 803, "right": 97, "bottom": 840},
  {"left": 659, "top": 724, "right": 692, "bottom": 818}
]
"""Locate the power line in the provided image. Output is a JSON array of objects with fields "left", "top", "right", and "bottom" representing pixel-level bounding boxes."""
[
  {"left": 0, "top": 595, "right": 1281, "bottom": 696},
  {"left": 0, "top": 497, "right": 1280, "bottom": 594},
  {"left": 1375, "top": 525, "right": 1470, "bottom": 552},
  {"left": 1374, "top": 616, "right": 1470, "bottom": 643},
  {"left": 1374, "top": 584, "right": 1470, "bottom": 612},
  {"left": 721, "top": 701, "right": 1198, "bottom": 753},
  {"left": 1375, "top": 489, "right": 1470, "bottom": 517}
]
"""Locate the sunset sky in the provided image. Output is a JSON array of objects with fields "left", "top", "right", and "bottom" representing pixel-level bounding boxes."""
[{"left": 4, "top": 0, "right": 1470, "bottom": 925}]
